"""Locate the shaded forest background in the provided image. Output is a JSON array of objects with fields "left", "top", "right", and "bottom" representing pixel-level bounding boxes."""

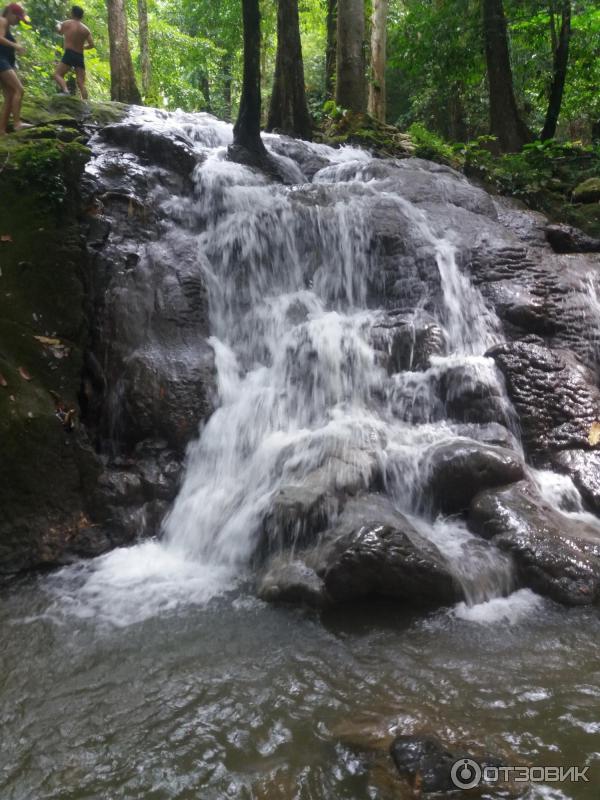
[{"left": 17, "top": 0, "right": 600, "bottom": 144}]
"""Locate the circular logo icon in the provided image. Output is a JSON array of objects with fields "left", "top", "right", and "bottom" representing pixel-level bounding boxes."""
[{"left": 451, "top": 758, "right": 483, "bottom": 789}]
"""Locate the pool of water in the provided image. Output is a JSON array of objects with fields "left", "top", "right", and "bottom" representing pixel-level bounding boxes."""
[{"left": 1, "top": 549, "right": 599, "bottom": 800}]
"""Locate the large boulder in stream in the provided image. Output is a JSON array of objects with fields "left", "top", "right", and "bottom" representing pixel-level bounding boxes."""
[
  {"left": 469, "top": 481, "right": 600, "bottom": 605},
  {"left": 258, "top": 495, "right": 460, "bottom": 608},
  {"left": 422, "top": 440, "right": 524, "bottom": 514},
  {"left": 258, "top": 453, "right": 384, "bottom": 558}
]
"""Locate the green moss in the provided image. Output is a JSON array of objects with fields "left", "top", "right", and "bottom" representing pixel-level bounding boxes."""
[
  {"left": 572, "top": 177, "right": 600, "bottom": 204},
  {"left": 20, "top": 94, "right": 126, "bottom": 128},
  {"left": 317, "top": 110, "right": 415, "bottom": 159}
]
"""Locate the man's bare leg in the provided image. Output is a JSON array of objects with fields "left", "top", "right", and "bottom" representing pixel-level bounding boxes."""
[
  {"left": 54, "top": 62, "right": 70, "bottom": 94},
  {"left": 75, "top": 67, "right": 88, "bottom": 100}
]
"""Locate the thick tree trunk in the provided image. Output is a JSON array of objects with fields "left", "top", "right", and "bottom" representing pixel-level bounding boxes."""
[
  {"left": 541, "top": 0, "right": 571, "bottom": 141},
  {"left": 325, "top": 0, "right": 337, "bottom": 99},
  {"left": 336, "top": 0, "right": 366, "bottom": 112},
  {"left": 137, "top": 0, "right": 151, "bottom": 97},
  {"left": 482, "top": 0, "right": 530, "bottom": 152},
  {"left": 106, "top": 0, "right": 141, "bottom": 104},
  {"left": 232, "top": 0, "right": 268, "bottom": 158},
  {"left": 267, "top": 0, "right": 312, "bottom": 139},
  {"left": 368, "top": 0, "right": 388, "bottom": 121}
]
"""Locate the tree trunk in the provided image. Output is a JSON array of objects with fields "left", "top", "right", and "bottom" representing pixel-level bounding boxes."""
[
  {"left": 325, "top": 0, "right": 337, "bottom": 99},
  {"left": 232, "top": 0, "right": 268, "bottom": 158},
  {"left": 336, "top": 0, "right": 365, "bottom": 112},
  {"left": 482, "top": 0, "right": 530, "bottom": 152},
  {"left": 200, "top": 74, "right": 211, "bottom": 112},
  {"left": 106, "top": 0, "right": 141, "bottom": 104},
  {"left": 223, "top": 55, "right": 233, "bottom": 121},
  {"left": 137, "top": 0, "right": 151, "bottom": 97},
  {"left": 267, "top": 0, "right": 312, "bottom": 139},
  {"left": 540, "top": 0, "right": 571, "bottom": 141},
  {"left": 368, "top": 0, "right": 388, "bottom": 121}
]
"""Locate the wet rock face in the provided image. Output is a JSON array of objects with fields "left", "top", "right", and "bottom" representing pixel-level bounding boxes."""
[
  {"left": 422, "top": 440, "right": 524, "bottom": 514},
  {"left": 84, "top": 146, "right": 215, "bottom": 456},
  {"left": 487, "top": 338, "right": 600, "bottom": 464},
  {"left": 469, "top": 481, "right": 600, "bottom": 605},
  {"left": 79, "top": 115, "right": 217, "bottom": 549},
  {"left": 100, "top": 122, "right": 200, "bottom": 178},
  {"left": 552, "top": 450, "right": 600, "bottom": 515}
]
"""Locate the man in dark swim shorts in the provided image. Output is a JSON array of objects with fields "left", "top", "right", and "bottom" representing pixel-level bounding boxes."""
[{"left": 53, "top": 5, "right": 94, "bottom": 100}]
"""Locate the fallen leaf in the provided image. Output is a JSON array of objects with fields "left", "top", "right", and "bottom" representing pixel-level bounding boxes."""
[
  {"left": 589, "top": 422, "right": 600, "bottom": 446},
  {"left": 18, "top": 366, "right": 32, "bottom": 381},
  {"left": 0, "top": 372, "right": 7, "bottom": 387},
  {"left": 0, "top": 234, "right": 12, "bottom": 243},
  {"left": 34, "top": 335, "right": 61, "bottom": 346}
]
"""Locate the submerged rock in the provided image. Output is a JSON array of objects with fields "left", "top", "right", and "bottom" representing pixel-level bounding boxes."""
[
  {"left": 422, "top": 440, "right": 524, "bottom": 514},
  {"left": 257, "top": 558, "right": 327, "bottom": 607},
  {"left": 389, "top": 734, "right": 503, "bottom": 794},
  {"left": 469, "top": 481, "right": 600, "bottom": 605}
]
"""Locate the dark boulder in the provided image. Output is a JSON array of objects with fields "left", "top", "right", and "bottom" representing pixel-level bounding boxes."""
[
  {"left": 259, "top": 495, "right": 461, "bottom": 608},
  {"left": 469, "top": 481, "right": 600, "bottom": 605},
  {"left": 100, "top": 122, "right": 199, "bottom": 177},
  {"left": 545, "top": 223, "right": 600, "bottom": 254},
  {"left": 422, "top": 440, "right": 524, "bottom": 514},
  {"left": 488, "top": 338, "right": 600, "bottom": 463},
  {"left": 439, "top": 363, "right": 510, "bottom": 426}
]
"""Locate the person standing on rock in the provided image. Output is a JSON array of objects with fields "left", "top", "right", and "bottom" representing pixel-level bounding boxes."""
[
  {"left": 53, "top": 6, "right": 94, "bottom": 100},
  {"left": 0, "top": 4, "right": 28, "bottom": 136}
]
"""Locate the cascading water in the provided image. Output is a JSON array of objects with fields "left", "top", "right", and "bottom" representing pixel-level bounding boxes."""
[{"left": 144, "top": 114, "right": 517, "bottom": 606}]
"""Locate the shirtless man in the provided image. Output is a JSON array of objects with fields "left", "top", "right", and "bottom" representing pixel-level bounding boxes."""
[{"left": 53, "top": 6, "right": 94, "bottom": 100}]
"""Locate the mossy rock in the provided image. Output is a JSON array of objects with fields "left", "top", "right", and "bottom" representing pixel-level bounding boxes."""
[
  {"left": 20, "top": 93, "right": 127, "bottom": 129},
  {"left": 0, "top": 103, "right": 106, "bottom": 574},
  {"left": 572, "top": 177, "right": 600, "bottom": 204},
  {"left": 318, "top": 111, "right": 415, "bottom": 159}
]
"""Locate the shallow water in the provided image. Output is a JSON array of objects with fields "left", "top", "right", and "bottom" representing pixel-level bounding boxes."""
[{"left": 1, "top": 570, "right": 599, "bottom": 800}]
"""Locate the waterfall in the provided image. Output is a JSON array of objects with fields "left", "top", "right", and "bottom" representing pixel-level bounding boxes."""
[{"left": 152, "top": 118, "right": 515, "bottom": 604}]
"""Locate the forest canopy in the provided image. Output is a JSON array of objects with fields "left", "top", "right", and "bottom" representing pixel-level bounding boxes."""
[{"left": 13, "top": 0, "right": 600, "bottom": 144}]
